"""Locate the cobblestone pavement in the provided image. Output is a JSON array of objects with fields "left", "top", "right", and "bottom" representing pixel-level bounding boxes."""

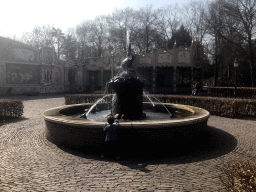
[{"left": 0, "top": 94, "right": 256, "bottom": 191}]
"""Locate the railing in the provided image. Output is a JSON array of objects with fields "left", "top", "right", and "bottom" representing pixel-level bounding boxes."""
[{"left": 155, "top": 87, "right": 173, "bottom": 94}]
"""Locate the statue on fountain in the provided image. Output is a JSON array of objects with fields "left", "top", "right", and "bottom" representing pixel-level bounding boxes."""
[
  {"left": 108, "top": 42, "right": 144, "bottom": 119},
  {"left": 121, "top": 42, "right": 134, "bottom": 72}
]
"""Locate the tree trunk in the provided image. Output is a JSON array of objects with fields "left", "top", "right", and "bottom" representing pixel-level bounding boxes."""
[
  {"left": 214, "top": 37, "right": 219, "bottom": 86},
  {"left": 214, "top": 61, "right": 219, "bottom": 86},
  {"left": 251, "top": 60, "right": 256, "bottom": 87}
]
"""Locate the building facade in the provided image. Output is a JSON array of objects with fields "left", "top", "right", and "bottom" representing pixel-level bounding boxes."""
[
  {"left": 0, "top": 36, "right": 203, "bottom": 95},
  {"left": 0, "top": 37, "right": 64, "bottom": 95},
  {"left": 80, "top": 41, "right": 203, "bottom": 94}
]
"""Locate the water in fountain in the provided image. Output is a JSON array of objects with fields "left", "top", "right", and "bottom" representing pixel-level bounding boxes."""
[
  {"left": 80, "top": 94, "right": 112, "bottom": 118},
  {"left": 76, "top": 91, "right": 176, "bottom": 120},
  {"left": 150, "top": 96, "right": 172, "bottom": 117},
  {"left": 127, "top": 30, "right": 130, "bottom": 48},
  {"left": 143, "top": 92, "right": 155, "bottom": 107},
  {"left": 83, "top": 108, "right": 176, "bottom": 121},
  {"left": 142, "top": 92, "right": 172, "bottom": 118}
]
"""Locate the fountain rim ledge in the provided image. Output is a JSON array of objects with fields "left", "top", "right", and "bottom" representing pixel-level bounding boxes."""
[{"left": 43, "top": 102, "right": 210, "bottom": 129}]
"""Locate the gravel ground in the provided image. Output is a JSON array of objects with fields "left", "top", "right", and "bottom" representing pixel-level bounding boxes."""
[{"left": 0, "top": 94, "right": 256, "bottom": 191}]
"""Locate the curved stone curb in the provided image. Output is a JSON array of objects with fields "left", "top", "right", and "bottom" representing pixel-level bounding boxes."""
[{"left": 43, "top": 102, "right": 210, "bottom": 147}]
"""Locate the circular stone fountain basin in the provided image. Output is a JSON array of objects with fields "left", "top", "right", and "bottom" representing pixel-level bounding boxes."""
[{"left": 43, "top": 103, "right": 210, "bottom": 148}]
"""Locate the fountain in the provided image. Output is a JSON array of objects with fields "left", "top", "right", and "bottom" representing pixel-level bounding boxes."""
[{"left": 43, "top": 42, "right": 210, "bottom": 149}]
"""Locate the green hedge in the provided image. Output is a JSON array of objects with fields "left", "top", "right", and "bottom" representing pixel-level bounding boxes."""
[
  {"left": 0, "top": 99, "right": 24, "bottom": 121},
  {"left": 208, "top": 87, "right": 256, "bottom": 98},
  {"left": 65, "top": 94, "right": 256, "bottom": 118}
]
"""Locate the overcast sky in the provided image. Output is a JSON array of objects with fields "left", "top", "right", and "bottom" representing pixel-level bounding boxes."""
[{"left": 1, "top": 0, "right": 191, "bottom": 38}]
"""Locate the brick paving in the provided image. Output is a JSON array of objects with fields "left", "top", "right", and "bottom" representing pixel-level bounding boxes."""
[{"left": 0, "top": 94, "right": 256, "bottom": 191}]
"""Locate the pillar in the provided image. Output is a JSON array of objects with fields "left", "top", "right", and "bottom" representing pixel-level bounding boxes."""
[
  {"left": 152, "top": 67, "right": 156, "bottom": 93},
  {"left": 192, "top": 67, "right": 194, "bottom": 83},
  {"left": 173, "top": 66, "right": 177, "bottom": 93},
  {"left": 100, "top": 67, "right": 104, "bottom": 90}
]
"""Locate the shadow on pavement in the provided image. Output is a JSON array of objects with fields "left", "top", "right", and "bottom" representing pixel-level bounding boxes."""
[
  {"left": 60, "top": 126, "right": 237, "bottom": 172},
  {"left": 236, "top": 116, "right": 256, "bottom": 121},
  {"left": 0, "top": 117, "right": 29, "bottom": 125},
  {"left": 0, "top": 93, "right": 69, "bottom": 101}
]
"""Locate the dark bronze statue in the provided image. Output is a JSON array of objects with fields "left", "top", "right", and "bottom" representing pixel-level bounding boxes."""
[
  {"left": 121, "top": 42, "right": 134, "bottom": 72},
  {"left": 109, "top": 42, "right": 144, "bottom": 119}
]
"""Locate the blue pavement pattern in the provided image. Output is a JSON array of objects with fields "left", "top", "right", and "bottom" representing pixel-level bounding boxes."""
[{"left": 0, "top": 94, "right": 255, "bottom": 191}]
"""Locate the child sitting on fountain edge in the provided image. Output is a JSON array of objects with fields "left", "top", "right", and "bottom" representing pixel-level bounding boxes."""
[{"left": 102, "top": 115, "right": 120, "bottom": 159}]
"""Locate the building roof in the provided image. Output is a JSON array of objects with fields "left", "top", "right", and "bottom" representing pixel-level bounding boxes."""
[{"left": 0, "top": 36, "right": 39, "bottom": 52}]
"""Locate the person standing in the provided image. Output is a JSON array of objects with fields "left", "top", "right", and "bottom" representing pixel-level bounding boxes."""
[{"left": 102, "top": 116, "right": 120, "bottom": 159}]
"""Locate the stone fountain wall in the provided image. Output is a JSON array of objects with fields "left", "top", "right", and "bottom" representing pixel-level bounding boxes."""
[{"left": 43, "top": 103, "right": 210, "bottom": 148}]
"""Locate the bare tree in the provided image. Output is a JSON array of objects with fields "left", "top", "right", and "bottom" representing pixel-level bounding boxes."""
[
  {"left": 204, "top": 0, "right": 256, "bottom": 86},
  {"left": 51, "top": 27, "right": 65, "bottom": 60},
  {"left": 184, "top": 0, "right": 208, "bottom": 42},
  {"left": 156, "top": 4, "right": 181, "bottom": 49},
  {"left": 89, "top": 15, "right": 110, "bottom": 57},
  {"left": 75, "top": 21, "right": 91, "bottom": 59},
  {"left": 21, "top": 24, "right": 55, "bottom": 49},
  {"left": 132, "top": 5, "right": 159, "bottom": 53},
  {"left": 107, "top": 7, "right": 136, "bottom": 50},
  {"left": 61, "top": 34, "right": 77, "bottom": 60},
  {"left": 74, "top": 15, "right": 110, "bottom": 58}
]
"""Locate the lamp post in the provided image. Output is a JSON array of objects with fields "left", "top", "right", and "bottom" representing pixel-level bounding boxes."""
[{"left": 234, "top": 59, "right": 238, "bottom": 98}]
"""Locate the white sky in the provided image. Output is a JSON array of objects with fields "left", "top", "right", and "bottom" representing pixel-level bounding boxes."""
[{"left": 0, "top": 0, "right": 190, "bottom": 38}]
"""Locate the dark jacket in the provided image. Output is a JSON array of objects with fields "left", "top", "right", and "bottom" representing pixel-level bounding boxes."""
[{"left": 103, "top": 121, "right": 119, "bottom": 141}]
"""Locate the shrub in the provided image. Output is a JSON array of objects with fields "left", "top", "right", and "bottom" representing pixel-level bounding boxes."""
[
  {"left": 94, "top": 90, "right": 105, "bottom": 94},
  {"left": 208, "top": 87, "right": 256, "bottom": 98},
  {"left": 23, "top": 92, "right": 40, "bottom": 96},
  {"left": 64, "top": 94, "right": 256, "bottom": 118},
  {"left": 0, "top": 99, "right": 24, "bottom": 121},
  {"left": 220, "top": 160, "right": 256, "bottom": 191},
  {"left": 150, "top": 95, "right": 256, "bottom": 118}
]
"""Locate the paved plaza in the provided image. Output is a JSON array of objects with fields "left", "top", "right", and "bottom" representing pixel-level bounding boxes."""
[{"left": 0, "top": 94, "right": 256, "bottom": 191}]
